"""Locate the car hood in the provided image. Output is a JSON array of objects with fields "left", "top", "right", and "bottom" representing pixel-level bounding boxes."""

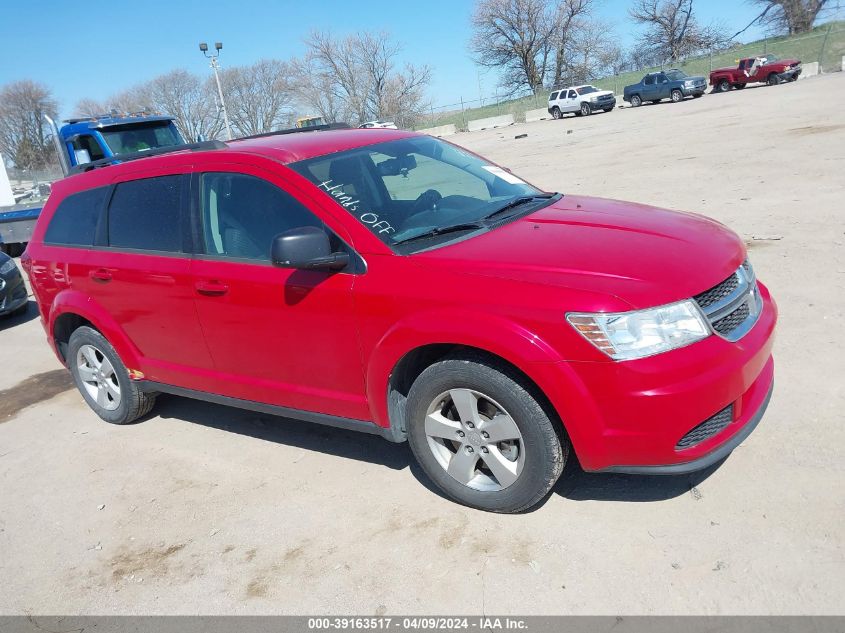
[
  {"left": 684, "top": 75, "right": 707, "bottom": 82},
  {"left": 412, "top": 195, "right": 745, "bottom": 310}
]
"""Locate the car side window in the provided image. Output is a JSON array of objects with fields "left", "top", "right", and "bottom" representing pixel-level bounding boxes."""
[
  {"left": 549, "top": 91, "right": 559, "bottom": 100},
  {"left": 107, "top": 176, "right": 183, "bottom": 252},
  {"left": 568, "top": 90, "right": 577, "bottom": 99},
  {"left": 644, "top": 76, "right": 654, "bottom": 85},
  {"left": 70, "top": 134, "right": 105, "bottom": 164},
  {"left": 657, "top": 74, "right": 668, "bottom": 84},
  {"left": 44, "top": 187, "right": 108, "bottom": 247},
  {"left": 200, "top": 172, "right": 328, "bottom": 262}
]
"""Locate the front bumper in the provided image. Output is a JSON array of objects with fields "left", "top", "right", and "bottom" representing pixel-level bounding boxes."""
[
  {"left": 683, "top": 85, "right": 707, "bottom": 96},
  {"left": 590, "top": 97, "right": 616, "bottom": 110},
  {"left": 531, "top": 282, "right": 777, "bottom": 473},
  {"left": 779, "top": 67, "right": 802, "bottom": 81},
  {"left": 0, "top": 272, "right": 28, "bottom": 315}
]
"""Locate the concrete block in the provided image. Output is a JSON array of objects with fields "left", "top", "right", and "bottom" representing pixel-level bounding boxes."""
[
  {"left": 799, "top": 61, "right": 819, "bottom": 79},
  {"left": 467, "top": 114, "right": 515, "bottom": 132},
  {"left": 417, "top": 124, "right": 457, "bottom": 137},
  {"left": 524, "top": 108, "right": 550, "bottom": 122}
]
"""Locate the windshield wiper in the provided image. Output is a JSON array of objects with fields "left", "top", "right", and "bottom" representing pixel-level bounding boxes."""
[
  {"left": 394, "top": 222, "right": 485, "bottom": 245},
  {"left": 482, "top": 193, "right": 558, "bottom": 221}
]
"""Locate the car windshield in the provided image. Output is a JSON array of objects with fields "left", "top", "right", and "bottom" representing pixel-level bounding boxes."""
[
  {"left": 665, "top": 70, "right": 687, "bottom": 81},
  {"left": 289, "top": 136, "right": 552, "bottom": 252},
  {"left": 576, "top": 86, "right": 599, "bottom": 95},
  {"left": 761, "top": 55, "right": 779, "bottom": 64},
  {"left": 101, "top": 122, "right": 183, "bottom": 154}
]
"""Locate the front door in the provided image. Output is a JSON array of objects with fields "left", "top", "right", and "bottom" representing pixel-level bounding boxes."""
[{"left": 189, "top": 167, "right": 369, "bottom": 421}]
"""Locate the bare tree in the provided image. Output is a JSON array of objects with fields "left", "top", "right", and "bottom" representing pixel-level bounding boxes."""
[
  {"left": 298, "top": 31, "right": 431, "bottom": 127},
  {"left": 629, "top": 0, "right": 731, "bottom": 62},
  {"left": 742, "top": 0, "right": 829, "bottom": 36},
  {"left": 551, "top": 0, "right": 595, "bottom": 86},
  {"left": 146, "top": 70, "right": 224, "bottom": 142},
  {"left": 471, "top": 0, "right": 558, "bottom": 95},
  {"left": 0, "top": 80, "right": 59, "bottom": 170},
  {"left": 220, "top": 60, "right": 295, "bottom": 136},
  {"left": 291, "top": 56, "right": 345, "bottom": 124}
]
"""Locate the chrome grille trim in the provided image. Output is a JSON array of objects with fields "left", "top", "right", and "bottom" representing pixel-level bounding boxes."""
[{"left": 694, "top": 260, "right": 762, "bottom": 342}]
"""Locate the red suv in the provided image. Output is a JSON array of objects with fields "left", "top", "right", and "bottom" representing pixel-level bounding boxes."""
[{"left": 22, "top": 128, "right": 776, "bottom": 512}]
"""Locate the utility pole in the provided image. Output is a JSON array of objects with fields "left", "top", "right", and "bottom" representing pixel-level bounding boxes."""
[{"left": 199, "top": 41, "right": 233, "bottom": 140}]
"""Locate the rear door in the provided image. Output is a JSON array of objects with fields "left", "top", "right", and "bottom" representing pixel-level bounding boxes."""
[
  {"left": 188, "top": 165, "right": 368, "bottom": 420},
  {"left": 90, "top": 170, "right": 215, "bottom": 388}
]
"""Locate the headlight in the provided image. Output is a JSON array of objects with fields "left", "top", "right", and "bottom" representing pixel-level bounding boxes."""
[
  {"left": 684, "top": 80, "right": 695, "bottom": 87},
  {"left": 589, "top": 96, "right": 599, "bottom": 101},
  {"left": 0, "top": 258, "right": 16, "bottom": 275},
  {"left": 567, "top": 300, "right": 710, "bottom": 361}
]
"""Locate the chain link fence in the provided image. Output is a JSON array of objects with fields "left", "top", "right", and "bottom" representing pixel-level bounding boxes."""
[
  {"left": 418, "top": 23, "right": 845, "bottom": 131},
  {"left": 4, "top": 166, "right": 63, "bottom": 207}
]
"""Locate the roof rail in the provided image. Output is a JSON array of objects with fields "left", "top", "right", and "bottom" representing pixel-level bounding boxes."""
[
  {"left": 68, "top": 140, "right": 228, "bottom": 175},
  {"left": 235, "top": 122, "right": 350, "bottom": 142}
]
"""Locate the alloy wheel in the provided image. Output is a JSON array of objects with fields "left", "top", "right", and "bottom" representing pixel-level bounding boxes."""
[
  {"left": 424, "top": 388, "right": 525, "bottom": 491},
  {"left": 76, "top": 344, "right": 121, "bottom": 411}
]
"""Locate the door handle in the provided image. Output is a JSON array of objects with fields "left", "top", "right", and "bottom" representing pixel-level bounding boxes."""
[
  {"left": 89, "top": 268, "right": 112, "bottom": 283},
  {"left": 195, "top": 280, "right": 229, "bottom": 296}
]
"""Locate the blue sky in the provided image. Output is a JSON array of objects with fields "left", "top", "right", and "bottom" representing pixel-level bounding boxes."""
[{"left": 0, "top": 0, "right": 773, "bottom": 117}]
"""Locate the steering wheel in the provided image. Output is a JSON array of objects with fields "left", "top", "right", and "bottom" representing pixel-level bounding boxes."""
[{"left": 413, "top": 189, "right": 442, "bottom": 213}]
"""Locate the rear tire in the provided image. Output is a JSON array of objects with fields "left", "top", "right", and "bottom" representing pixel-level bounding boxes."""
[
  {"left": 551, "top": 106, "right": 562, "bottom": 120},
  {"left": 67, "top": 326, "right": 156, "bottom": 425},
  {"left": 630, "top": 95, "right": 642, "bottom": 107},
  {"left": 406, "top": 352, "right": 567, "bottom": 513},
  {"left": 733, "top": 83, "right": 746, "bottom": 90},
  {"left": 670, "top": 89, "right": 683, "bottom": 103}
]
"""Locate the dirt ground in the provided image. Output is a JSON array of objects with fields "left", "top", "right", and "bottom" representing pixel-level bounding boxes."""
[{"left": 1, "top": 74, "right": 843, "bottom": 615}]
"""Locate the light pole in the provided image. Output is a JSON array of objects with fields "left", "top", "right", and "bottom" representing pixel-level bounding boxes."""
[{"left": 199, "top": 41, "right": 233, "bottom": 140}]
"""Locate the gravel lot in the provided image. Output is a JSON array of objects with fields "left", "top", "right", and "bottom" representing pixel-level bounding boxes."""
[{"left": 1, "top": 73, "right": 843, "bottom": 615}]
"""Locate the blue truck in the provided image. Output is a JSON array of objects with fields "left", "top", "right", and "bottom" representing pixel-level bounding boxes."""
[{"left": 0, "top": 112, "right": 186, "bottom": 255}]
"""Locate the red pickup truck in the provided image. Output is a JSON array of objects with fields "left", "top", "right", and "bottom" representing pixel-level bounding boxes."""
[{"left": 710, "top": 55, "right": 802, "bottom": 92}]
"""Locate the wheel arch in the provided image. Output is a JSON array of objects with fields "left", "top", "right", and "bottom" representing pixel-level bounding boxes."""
[{"left": 49, "top": 290, "right": 142, "bottom": 369}]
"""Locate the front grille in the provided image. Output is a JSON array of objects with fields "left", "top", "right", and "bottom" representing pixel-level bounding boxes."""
[
  {"left": 693, "top": 260, "right": 762, "bottom": 342},
  {"left": 676, "top": 405, "right": 733, "bottom": 450},
  {"left": 694, "top": 274, "right": 739, "bottom": 309},
  {"left": 713, "top": 302, "right": 750, "bottom": 335}
]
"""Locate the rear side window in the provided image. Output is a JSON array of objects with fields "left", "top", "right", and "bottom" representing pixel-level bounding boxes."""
[
  {"left": 44, "top": 187, "right": 108, "bottom": 246},
  {"left": 549, "top": 91, "right": 559, "bottom": 100},
  {"left": 107, "top": 175, "right": 183, "bottom": 252}
]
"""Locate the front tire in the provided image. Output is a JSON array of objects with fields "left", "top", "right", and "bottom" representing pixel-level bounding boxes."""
[
  {"left": 406, "top": 353, "right": 567, "bottom": 513},
  {"left": 767, "top": 73, "right": 780, "bottom": 86},
  {"left": 67, "top": 326, "right": 156, "bottom": 425},
  {"left": 579, "top": 102, "right": 591, "bottom": 117},
  {"left": 670, "top": 89, "right": 683, "bottom": 102},
  {"left": 715, "top": 79, "right": 731, "bottom": 93}
]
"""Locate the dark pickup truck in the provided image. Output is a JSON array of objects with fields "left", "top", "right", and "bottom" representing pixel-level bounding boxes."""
[{"left": 623, "top": 69, "right": 707, "bottom": 107}]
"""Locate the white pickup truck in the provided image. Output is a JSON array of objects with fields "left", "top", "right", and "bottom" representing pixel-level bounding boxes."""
[{"left": 547, "top": 85, "right": 616, "bottom": 119}]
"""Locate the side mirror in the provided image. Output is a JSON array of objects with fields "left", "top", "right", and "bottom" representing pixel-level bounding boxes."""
[{"left": 271, "top": 226, "right": 350, "bottom": 272}]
